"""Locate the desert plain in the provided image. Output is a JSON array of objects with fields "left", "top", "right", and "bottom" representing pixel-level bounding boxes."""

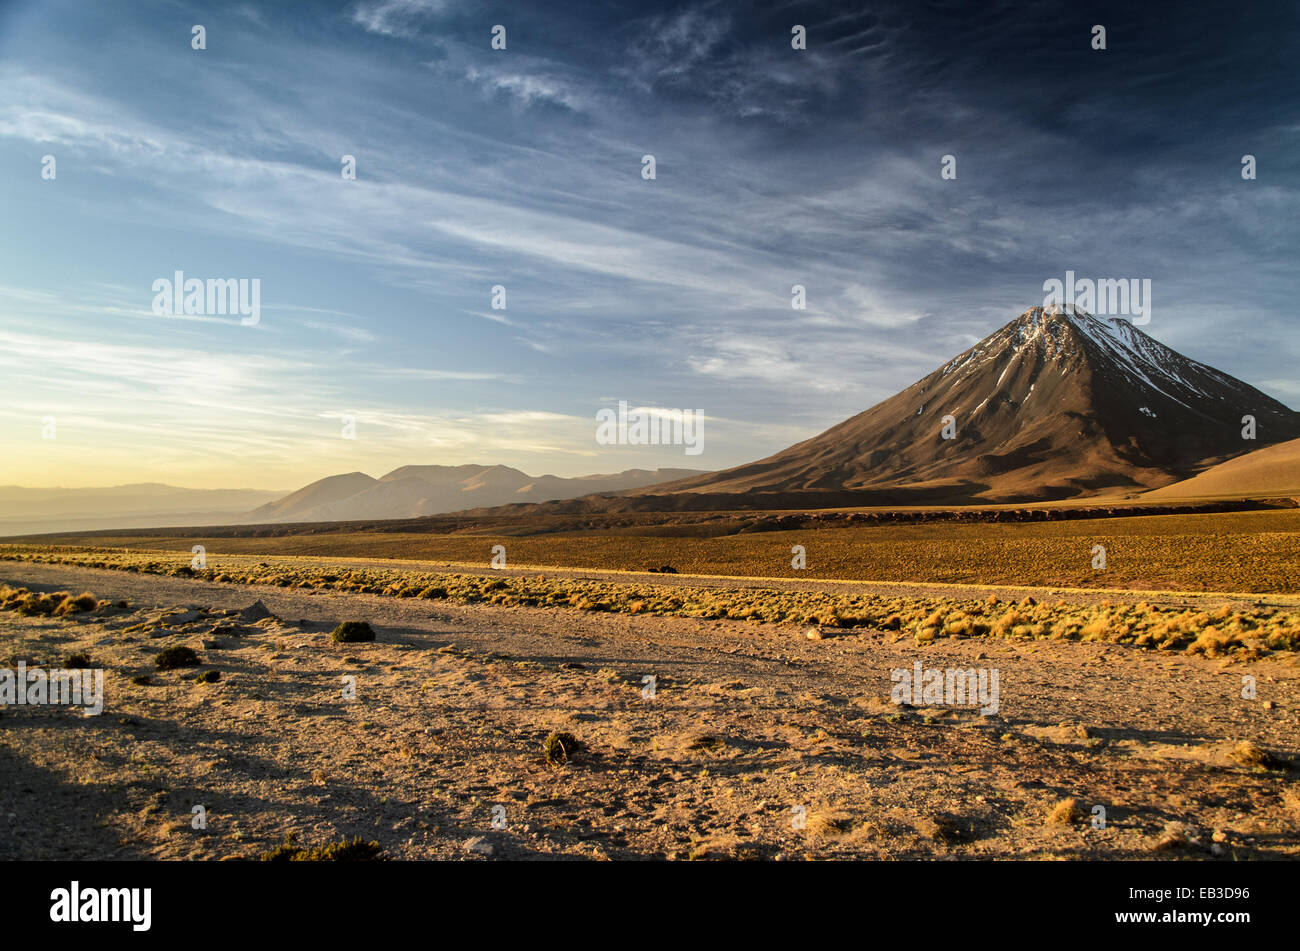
[{"left": 2, "top": 503, "right": 1297, "bottom": 861}]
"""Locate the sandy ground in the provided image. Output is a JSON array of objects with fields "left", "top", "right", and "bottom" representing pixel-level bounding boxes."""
[{"left": 2, "top": 562, "right": 1298, "bottom": 860}]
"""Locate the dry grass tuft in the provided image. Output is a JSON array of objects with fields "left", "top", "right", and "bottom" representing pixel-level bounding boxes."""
[
  {"left": 806, "top": 811, "right": 854, "bottom": 838},
  {"left": 1230, "top": 740, "right": 1286, "bottom": 770},
  {"left": 259, "top": 834, "right": 384, "bottom": 861},
  {"left": 1046, "top": 798, "right": 1085, "bottom": 825}
]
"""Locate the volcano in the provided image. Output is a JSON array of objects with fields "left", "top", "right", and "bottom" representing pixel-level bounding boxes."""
[{"left": 636, "top": 305, "right": 1300, "bottom": 506}]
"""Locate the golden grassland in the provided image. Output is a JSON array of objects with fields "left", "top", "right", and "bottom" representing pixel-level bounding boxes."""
[
  {"left": 3, "top": 545, "right": 1299, "bottom": 657},
  {"left": 28, "top": 508, "right": 1300, "bottom": 593},
  {"left": 0, "top": 585, "right": 107, "bottom": 617}
]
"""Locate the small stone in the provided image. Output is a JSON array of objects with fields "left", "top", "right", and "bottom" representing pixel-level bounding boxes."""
[
  {"left": 463, "top": 836, "right": 494, "bottom": 856},
  {"left": 238, "top": 600, "right": 275, "bottom": 623}
]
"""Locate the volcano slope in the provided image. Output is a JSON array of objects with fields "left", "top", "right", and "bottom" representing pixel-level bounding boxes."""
[{"left": 1142, "top": 437, "right": 1300, "bottom": 501}]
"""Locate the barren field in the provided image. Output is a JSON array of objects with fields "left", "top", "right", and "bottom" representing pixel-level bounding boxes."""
[{"left": 2, "top": 555, "right": 1299, "bottom": 861}]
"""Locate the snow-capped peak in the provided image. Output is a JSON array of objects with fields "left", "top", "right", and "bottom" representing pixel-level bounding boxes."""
[{"left": 1014, "top": 305, "right": 1234, "bottom": 411}]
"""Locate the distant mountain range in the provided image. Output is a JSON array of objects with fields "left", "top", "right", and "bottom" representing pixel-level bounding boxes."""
[
  {"left": 245, "top": 465, "right": 708, "bottom": 523},
  {"left": 0, "top": 467, "right": 711, "bottom": 535},
  {"left": 0, "top": 484, "right": 286, "bottom": 537}
]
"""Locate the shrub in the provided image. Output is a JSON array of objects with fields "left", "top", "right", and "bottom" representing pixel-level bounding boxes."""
[
  {"left": 331, "top": 621, "right": 375, "bottom": 643},
  {"left": 806, "top": 812, "right": 853, "bottom": 838},
  {"left": 1046, "top": 798, "right": 1085, "bottom": 825},
  {"left": 15, "top": 592, "right": 61, "bottom": 616},
  {"left": 56, "top": 592, "right": 98, "bottom": 615},
  {"left": 260, "top": 835, "right": 383, "bottom": 862},
  {"left": 417, "top": 586, "right": 448, "bottom": 599},
  {"left": 0, "top": 584, "right": 27, "bottom": 605},
  {"left": 154, "top": 645, "right": 201, "bottom": 670},
  {"left": 195, "top": 670, "right": 221, "bottom": 684},
  {"left": 543, "top": 731, "right": 584, "bottom": 766},
  {"left": 1230, "top": 740, "right": 1285, "bottom": 770},
  {"left": 62, "top": 652, "right": 93, "bottom": 669}
]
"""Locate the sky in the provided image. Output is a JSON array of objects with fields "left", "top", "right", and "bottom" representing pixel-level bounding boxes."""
[{"left": 1, "top": 0, "right": 1296, "bottom": 490}]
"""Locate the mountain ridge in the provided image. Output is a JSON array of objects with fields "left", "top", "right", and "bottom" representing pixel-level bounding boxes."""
[{"left": 247, "top": 465, "right": 710, "bottom": 523}]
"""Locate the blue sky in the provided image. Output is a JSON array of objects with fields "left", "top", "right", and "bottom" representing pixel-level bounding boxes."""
[{"left": 1, "top": 0, "right": 1296, "bottom": 489}]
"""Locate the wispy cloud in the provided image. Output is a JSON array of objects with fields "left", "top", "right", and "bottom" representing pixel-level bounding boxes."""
[
  {"left": 461, "top": 66, "right": 594, "bottom": 113},
  {"left": 349, "top": 0, "right": 451, "bottom": 38}
]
